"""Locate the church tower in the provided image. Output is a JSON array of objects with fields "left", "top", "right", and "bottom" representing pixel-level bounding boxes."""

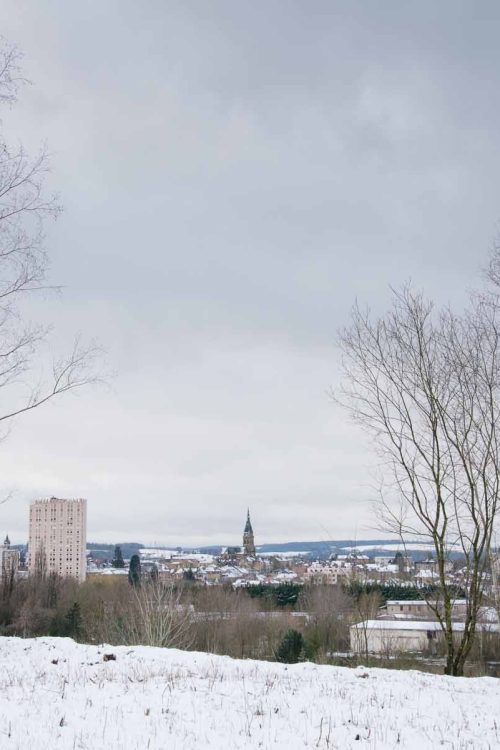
[{"left": 243, "top": 509, "right": 256, "bottom": 555}]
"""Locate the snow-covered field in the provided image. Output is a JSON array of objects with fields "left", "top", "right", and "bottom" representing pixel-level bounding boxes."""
[{"left": 0, "top": 638, "right": 498, "bottom": 749}]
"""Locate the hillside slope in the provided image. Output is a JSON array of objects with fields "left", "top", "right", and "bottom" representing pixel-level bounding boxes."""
[{"left": 0, "top": 637, "right": 497, "bottom": 748}]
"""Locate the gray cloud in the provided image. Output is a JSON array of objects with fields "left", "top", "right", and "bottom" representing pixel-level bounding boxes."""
[{"left": 0, "top": 0, "right": 499, "bottom": 545}]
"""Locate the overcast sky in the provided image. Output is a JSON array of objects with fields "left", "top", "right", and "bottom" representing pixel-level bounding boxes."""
[{"left": 0, "top": 1, "right": 499, "bottom": 546}]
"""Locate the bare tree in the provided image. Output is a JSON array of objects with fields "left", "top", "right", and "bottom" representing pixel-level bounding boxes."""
[
  {"left": 300, "top": 584, "right": 352, "bottom": 656},
  {"left": 337, "top": 285, "right": 500, "bottom": 675},
  {"left": 0, "top": 39, "right": 100, "bottom": 435},
  {"left": 352, "top": 590, "right": 382, "bottom": 661},
  {"left": 119, "top": 579, "right": 193, "bottom": 649},
  {"left": 32, "top": 540, "right": 47, "bottom": 580},
  {"left": 487, "top": 239, "right": 500, "bottom": 288}
]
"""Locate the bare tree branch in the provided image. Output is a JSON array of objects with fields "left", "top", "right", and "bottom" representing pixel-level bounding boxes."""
[{"left": 0, "top": 39, "right": 101, "bottom": 435}]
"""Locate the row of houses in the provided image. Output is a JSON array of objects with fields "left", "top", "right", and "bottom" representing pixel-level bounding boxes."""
[{"left": 304, "top": 554, "right": 459, "bottom": 587}]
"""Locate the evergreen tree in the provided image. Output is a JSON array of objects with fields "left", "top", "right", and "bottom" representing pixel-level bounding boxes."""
[
  {"left": 275, "top": 583, "right": 301, "bottom": 606},
  {"left": 64, "top": 602, "right": 82, "bottom": 639},
  {"left": 275, "top": 629, "right": 305, "bottom": 664},
  {"left": 128, "top": 554, "right": 141, "bottom": 587},
  {"left": 111, "top": 545, "right": 125, "bottom": 568}
]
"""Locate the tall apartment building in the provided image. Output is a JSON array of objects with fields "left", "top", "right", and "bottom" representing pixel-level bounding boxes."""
[{"left": 28, "top": 497, "right": 87, "bottom": 582}]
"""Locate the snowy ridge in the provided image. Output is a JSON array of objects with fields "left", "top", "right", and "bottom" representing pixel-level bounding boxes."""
[{"left": 0, "top": 637, "right": 498, "bottom": 749}]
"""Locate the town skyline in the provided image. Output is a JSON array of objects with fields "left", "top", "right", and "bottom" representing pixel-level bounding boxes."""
[{"left": 3, "top": 499, "right": 439, "bottom": 552}]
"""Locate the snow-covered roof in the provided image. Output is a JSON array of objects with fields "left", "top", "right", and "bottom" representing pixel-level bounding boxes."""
[
  {"left": 414, "top": 569, "right": 439, "bottom": 579},
  {"left": 386, "top": 599, "right": 467, "bottom": 606},
  {"left": 478, "top": 607, "right": 500, "bottom": 623},
  {"left": 258, "top": 551, "right": 309, "bottom": 558},
  {"left": 88, "top": 568, "right": 128, "bottom": 576}
]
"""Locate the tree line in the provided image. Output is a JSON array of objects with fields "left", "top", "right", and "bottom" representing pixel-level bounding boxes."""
[{"left": 0, "top": 571, "right": 497, "bottom": 672}]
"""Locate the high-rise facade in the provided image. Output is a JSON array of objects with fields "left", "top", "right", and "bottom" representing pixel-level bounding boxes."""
[{"left": 28, "top": 497, "right": 87, "bottom": 582}]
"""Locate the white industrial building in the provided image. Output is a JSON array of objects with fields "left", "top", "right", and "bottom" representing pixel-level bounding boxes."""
[{"left": 350, "top": 619, "right": 499, "bottom": 655}]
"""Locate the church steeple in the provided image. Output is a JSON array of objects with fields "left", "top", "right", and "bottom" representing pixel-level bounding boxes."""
[
  {"left": 244, "top": 509, "right": 253, "bottom": 534},
  {"left": 243, "top": 509, "right": 255, "bottom": 555}
]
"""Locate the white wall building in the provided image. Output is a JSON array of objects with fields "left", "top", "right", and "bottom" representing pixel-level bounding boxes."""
[
  {"left": 28, "top": 498, "right": 87, "bottom": 582},
  {"left": 350, "top": 619, "right": 498, "bottom": 655},
  {"left": 384, "top": 599, "right": 468, "bottom": 620},
  {"left": 305, "top": 561, "right": 350, "bottom": 585}
]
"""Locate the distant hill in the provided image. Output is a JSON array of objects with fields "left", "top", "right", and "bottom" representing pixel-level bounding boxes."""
[
  {"left": 256, "top": 539, "right": 397, "bottom": 555},
  {"left": 198, "top": 539, "right": 460, "bottom": 562},
  {"left": 87, "top": 542, "right": 143, "bottom": 560},
  {"left": 85, "top": 539, "right": 466, "bottom": 562},
  {"left": 197, "top": 539, "right": 403, "bottom": 559}
]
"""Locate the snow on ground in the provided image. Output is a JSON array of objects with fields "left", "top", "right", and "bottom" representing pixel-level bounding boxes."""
[
  {"left": 341, "top": 543, "right": 438, "bottom": 553},
  {"left": 0, "top": 638, "right": 498, "bottom": 749}
]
